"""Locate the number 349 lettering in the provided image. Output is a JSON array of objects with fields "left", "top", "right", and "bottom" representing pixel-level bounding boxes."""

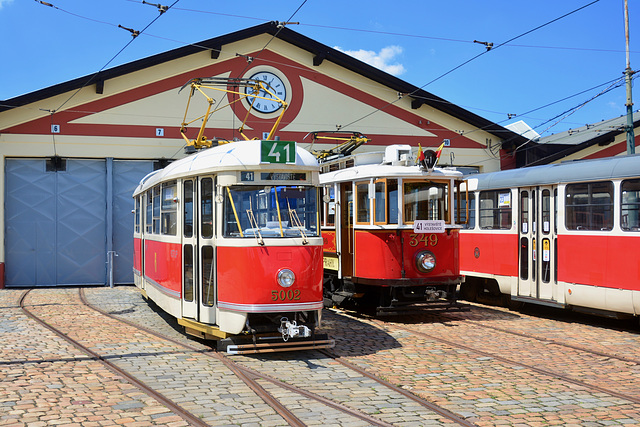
[{"left": 409, "top": 233, "right": 438, "bottom": 247}]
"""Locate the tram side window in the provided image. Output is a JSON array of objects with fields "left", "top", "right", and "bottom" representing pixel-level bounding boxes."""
[
  {"left": 134, "top": 196, "right": 140, "bottom": 233},
  {"left": 322, "top": 186, "right": 335, "bottom": 226},
  {"left": 479, "top": 190, "right": 512, "bottom": 230},
  {"left": 202, "top": 246, "right": 214, "bottom": 306},
  {"left": 201, "top": 178, "right": 213, "bottom": 239},
  {"left": 388, "top": 179, "right": 398, "bottom": 224},
  {"left": 152, "top": 186, "right": 161, "bottom": 234},
  {"left": 541, "top": 190, "right": 551, "bottom": 234},
  {"left": 145, "top": 189, "right": 153, "bottom": 234},
  {"left": 403, "top": 181, "right": 449, "bottom": 223},
  {"left": 372, "top": 179, "right": 399, "bottom": 225},
  {"left": 455, "top": 192, "right": 475, "bottom": 229},
  {"left": 184, "top": 180, "right": 193, "bottom": 238},
  {"left": 356, "top": 182, "right": 370, "bottom": 224},
  {"left": 621, "top": 179, "right": 640, "bottom": 231},
  {"left": 161, "top": 181, "right": 177, "bottom": 236},
  {"left": 520, "top": 191, "right": 529, "bottom": 233},
  {"left": 565, "top": 181, "right": 613, "bottom": 231},
  {"left": 374, "top": 180, "right": 386, "bottom": 224}
]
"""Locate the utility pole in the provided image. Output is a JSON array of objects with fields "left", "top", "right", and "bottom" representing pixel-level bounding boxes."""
[{"left": 624, "top": 0, "right": 636, "bottom": 154}]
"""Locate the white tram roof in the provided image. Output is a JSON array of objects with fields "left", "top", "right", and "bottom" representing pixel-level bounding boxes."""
[
  {"left": 320, "top": 163, "right": 463, "bottom": 184},
  {"left": 134, "top": 140, "right": 318, "bottom": 195},
  {"left": 466, "top": 154, "right": 640, "bottom": 191},
  {"left": 319, "top": 144, "right": 463, "bottom": 184}
]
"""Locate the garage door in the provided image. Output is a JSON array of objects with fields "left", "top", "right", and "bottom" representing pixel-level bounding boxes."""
[{"left": 5, "top": 158, "right": 154, "bottom": 287}]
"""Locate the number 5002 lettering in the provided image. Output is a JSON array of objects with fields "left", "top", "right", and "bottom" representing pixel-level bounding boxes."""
[{"left": 271, "top": 289, "right": 301, "bottom": 301}]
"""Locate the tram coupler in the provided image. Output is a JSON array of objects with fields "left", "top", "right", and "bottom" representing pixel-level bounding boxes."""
[
  {"left": 278, "top": 317, "right": 312, "bottom": 341},
  {"left": 425, "top": 288, "right": 447, "bottom": 301}
]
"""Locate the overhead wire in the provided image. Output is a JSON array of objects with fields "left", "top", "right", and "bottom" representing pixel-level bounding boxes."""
[
  {"left": 126, "top": 1, "right": 639, "bottom": 54},
  {"left": 460, "top": 72, "right": 638, "bottom": 169},
  {"left": 51, "top": 0, "right": 182, "bottom": 113},
  {"left": 17, "top": 0, "right": 625, "bottom": 164},
  {"left": 17, "top": 0, "right": 613, "bottom": 122},
  {"left": 337, "top": 0, "right": 602, "bottom": 131},
  {"left": 31, "top": 0, "right": 181, "bottom": 158}
]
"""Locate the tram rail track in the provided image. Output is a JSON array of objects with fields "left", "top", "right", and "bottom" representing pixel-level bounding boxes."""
[
  {"left": 18, "top": 289, "right": 210, "bottom": 427},
  {"left": 460, "top": 318, "right": 640, "bottom": 366},
  {"left": 367, "top": 318, "right": 640, "bottom": 406},
  {"left": 75, "top": 288, "right": 475, "bottom": 426}
]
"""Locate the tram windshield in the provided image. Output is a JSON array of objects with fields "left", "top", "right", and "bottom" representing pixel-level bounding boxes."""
[
  {"left": 403, "top": 181, "right": 449, "bottom": 223},
  {"left": 223, "top": 185, "right": 319, "bottom": 238}
]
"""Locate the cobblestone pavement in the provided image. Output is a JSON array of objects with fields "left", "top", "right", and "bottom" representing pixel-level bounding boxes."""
[{"left": 1, "top": 285, "right": 640, "bottom": 426}]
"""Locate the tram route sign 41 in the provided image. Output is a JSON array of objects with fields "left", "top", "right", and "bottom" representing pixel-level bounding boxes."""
[
  {"left": 261, "top": 140, "right": 296, "bottom": 164},
  {"left": 413, "top": 220, "right": 445, "bottom": 233}
]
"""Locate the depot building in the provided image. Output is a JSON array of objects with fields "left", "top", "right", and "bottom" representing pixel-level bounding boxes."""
[{"left": 0, "top": 22, "right": 526, "bottom": 288}]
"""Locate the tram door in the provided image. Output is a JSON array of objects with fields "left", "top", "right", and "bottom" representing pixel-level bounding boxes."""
[
  {"left": 197, "top": 176, "right": 217, "bottom": 324},
  {"left": 536, "top": 186, "right": 556, "bottom": 300},
  {"left": 517, "top": 186, "right": 556, "bottom": 301},
  {"left": 181, "top": 179, "right": 198, "bottom": 319},
  {"left": 339, "top": 182, "right": 354, "bottom": 278}
]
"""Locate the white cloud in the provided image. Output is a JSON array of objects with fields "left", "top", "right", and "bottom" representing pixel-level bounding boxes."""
[
  {"left": 0, "top": 0, "right": 14, "bottom": 9},
  {"left": 334, "top": 45, "right": 406, "bottom": 76}
]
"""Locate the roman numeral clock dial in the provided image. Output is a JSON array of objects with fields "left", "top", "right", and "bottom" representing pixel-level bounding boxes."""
[{"left": 245, "top": 71, "right": 287, "bottom": 114}]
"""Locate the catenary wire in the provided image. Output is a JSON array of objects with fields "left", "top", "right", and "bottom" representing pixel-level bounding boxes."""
[
  {"left": 337, "top": 0, "right": 602, "bottom": 131},
  {"left": 13, "top": 0, "right": 627, "bottom": 164},
  {"left": 44, "top": 0, "right": 181, "bottom": 113},
  {"left": 22, "top": 0, "right": 612, "bottom": 126}
]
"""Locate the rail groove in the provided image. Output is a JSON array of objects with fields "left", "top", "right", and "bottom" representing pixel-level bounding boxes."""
[
  {"left": 79, "top": 289, "right": 406, "bottom": 426},
  {"left": 19, "top": 289, "right": 209, "bottom": 427},
  {"left": 388, "top": 322, "right": 640, "bottom": 405}
]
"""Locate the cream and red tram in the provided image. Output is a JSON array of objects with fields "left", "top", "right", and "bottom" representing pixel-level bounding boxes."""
[
  {"left": 318, "top": 144, "right": 467, "bottom": 315},
  {"left": 459, "top": 154, "right": 640, "bottom": 322},
  {"left": 132, "top": 140, "right": 333, "bottom": 353}
]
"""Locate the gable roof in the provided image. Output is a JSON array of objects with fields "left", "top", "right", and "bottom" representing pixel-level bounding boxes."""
[
  {"left": 523, "top": 110, "right": 640, "bottom": 166},
  {"left": 1, "top": 22, "right": 525, "bottom": 146}
]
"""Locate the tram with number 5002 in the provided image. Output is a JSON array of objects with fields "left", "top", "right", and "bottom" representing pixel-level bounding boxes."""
[
  {"left": 132, "top": 77, "right": 333, "bottom": 353},
  {"left": 459, "top": 154, "right": 640, "bottom": 322},
  {"left": 314, "top": 134, "right": 468, "bottom": 315}
]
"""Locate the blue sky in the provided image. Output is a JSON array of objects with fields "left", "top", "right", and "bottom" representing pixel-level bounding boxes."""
[{"left": 0, "top": 0, "right": 637, "bottom": 138}]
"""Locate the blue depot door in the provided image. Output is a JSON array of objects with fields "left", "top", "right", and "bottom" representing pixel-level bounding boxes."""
[{"left": 5, "top": 158, "right": 154, "bottom": 286}]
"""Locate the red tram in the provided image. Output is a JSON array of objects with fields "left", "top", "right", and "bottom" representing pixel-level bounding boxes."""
[
  {"left": 132, "top": 76, "right": 334, "bottom": 353},
  {"left": 459, "top": 154, "right": 640, "bottom": 322},
  {"left": 318, "top": 142, "right": 468, "bottom": 314},
  {"left": 133, "top": 140, "right": 334, "bottom": 353}
]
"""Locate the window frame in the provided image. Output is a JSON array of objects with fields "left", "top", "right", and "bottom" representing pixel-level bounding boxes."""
[
  {"left": 479, "top": 189, "right": 513, "bottom": 230},
  {"left": 565, "top": 181, "right": 613, "bottom": 231},
  {"left": 402, "top": 179, "right": 451, "bottom": 224},
  {"left": 355, "top": 181, "right": 371, "bottom": 225},
  {"left": 621, "top": 178, "right": 640, "bottom": 232}
]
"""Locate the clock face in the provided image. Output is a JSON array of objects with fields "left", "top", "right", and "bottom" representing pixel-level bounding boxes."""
[{"left": 245, "top": 71, "right": 287, "bottom": 114}]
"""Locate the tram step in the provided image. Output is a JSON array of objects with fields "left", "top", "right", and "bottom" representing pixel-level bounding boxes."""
[{"left": 223, "top": 334, "right": 335, "bottom": 355}]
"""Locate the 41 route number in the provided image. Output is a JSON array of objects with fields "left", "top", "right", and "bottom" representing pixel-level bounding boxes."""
[{"left": 261, "top": 140, "right": 296, "bottom": 164}]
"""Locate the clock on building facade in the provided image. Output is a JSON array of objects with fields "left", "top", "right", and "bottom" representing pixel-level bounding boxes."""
[{"left": 244, "top": 70, "right": 288, "bottom": 114}]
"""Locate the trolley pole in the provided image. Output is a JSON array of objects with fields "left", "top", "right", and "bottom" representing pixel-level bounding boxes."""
[{"left": 624, "top": 0, "right": 636, "bottom": 155}]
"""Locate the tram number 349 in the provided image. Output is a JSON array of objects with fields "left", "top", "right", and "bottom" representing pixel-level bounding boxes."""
[
  {"left": 271, "top": 289, "right": 302, "bottom": 301},
  {"left": 408, "top": 233, "right": 438, "bottom": 247}
]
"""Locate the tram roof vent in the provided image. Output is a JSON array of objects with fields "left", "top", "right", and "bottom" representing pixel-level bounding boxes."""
[
  {"left": 383, "top": 145, "right": 413, "bottom": 166},
  {"left": 353, "top": 151, "right": 384, "bottom": 166}
]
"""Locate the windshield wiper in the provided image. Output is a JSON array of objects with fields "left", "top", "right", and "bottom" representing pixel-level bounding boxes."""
[
  {"left": 245, "top": 198, "right": 264, "bottom": 245},
  {"left": 287, "top": 199, "right": 308, "bottom": 245}
]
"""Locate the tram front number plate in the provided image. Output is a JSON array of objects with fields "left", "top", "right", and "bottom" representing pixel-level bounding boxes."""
[{"left": 261, "top": 140, "right": 296, "bottom": 164}]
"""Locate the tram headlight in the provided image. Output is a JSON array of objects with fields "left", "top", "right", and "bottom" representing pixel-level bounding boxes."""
[
  {"left": 277, "top": 269, "right": 296, "bottom": 288},
  {"left": 415, "top": 251, "right": 436, "bottom": 273}
]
